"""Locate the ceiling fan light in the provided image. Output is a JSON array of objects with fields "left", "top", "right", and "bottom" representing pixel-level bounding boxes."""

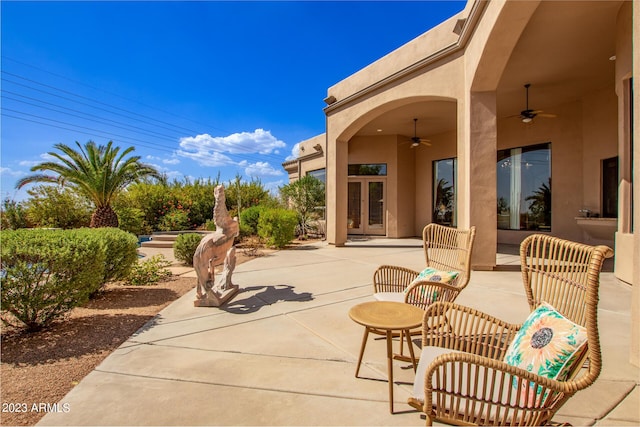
[
  {"left": 522, "top": 117, "right": 533, "bottom": 123},
  {"left": 411, "top": 141, "right": 420, "bottom": 148}
]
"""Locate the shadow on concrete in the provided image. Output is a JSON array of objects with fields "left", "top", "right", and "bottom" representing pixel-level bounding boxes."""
[{"left": 222, "top": 284, "right": 313, "bottom": 314}]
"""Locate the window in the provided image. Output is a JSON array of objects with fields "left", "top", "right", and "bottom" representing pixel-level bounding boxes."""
[
  {"left": 497, "top": 143, "right": 551, "bottom": 231},
  {"left": 602, "top": 157, "right": 618, "bottom": 218},
  {"left": 348, "top": 164, "right": 387, "bottom": 176},
  {"left": 307, "top": 168, "right": 326, "bottom": 183},
  {"left": 433, "top": 158, "right": 456, "bottom": 226}
]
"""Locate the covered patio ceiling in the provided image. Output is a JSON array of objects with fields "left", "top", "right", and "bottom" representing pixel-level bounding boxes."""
[{"left": 353, "top": 1, "right": 621, "bottom": 140}]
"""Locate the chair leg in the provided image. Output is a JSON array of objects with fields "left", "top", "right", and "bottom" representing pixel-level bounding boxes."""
[
  {"left": 404, "top": 329, "right": 418, "bottom": 372},
  {"left": 425, "top": 415, "right": 433, "bottom": 426},
  {"left": 355, "top": 327, "right": 370, "bottom": 378}
]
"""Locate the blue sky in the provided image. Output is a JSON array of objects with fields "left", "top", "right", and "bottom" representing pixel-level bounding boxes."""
[{"left": 1, "top": 1, "right": 465, "bottom": 201}]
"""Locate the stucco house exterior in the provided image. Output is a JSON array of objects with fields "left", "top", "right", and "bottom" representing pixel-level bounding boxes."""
[{"left": 283, "top": 0, "right": 638, "bottom": 366}]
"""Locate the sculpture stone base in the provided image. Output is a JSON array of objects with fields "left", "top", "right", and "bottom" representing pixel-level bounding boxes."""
[{"left": 193, "top": 284, "right": 239, "bottom": 307}]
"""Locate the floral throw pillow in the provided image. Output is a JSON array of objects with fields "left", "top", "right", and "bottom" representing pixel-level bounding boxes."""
[
  {"left": 503, "top": 303, "right": 588, "bottom": 404},
  {"left": 409, "top": 267, "right": 459, "bottom": 287},
  {"left": 404, "top": 268, "right": 459, "bottom": 304}
]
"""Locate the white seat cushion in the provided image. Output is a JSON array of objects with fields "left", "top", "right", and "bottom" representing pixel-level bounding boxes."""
[
  {"left": 413, "top": 347, "right": 463, "bottom": 401},
  {"left": 373, "top": 292, "right": 404, "bottom": 303}
]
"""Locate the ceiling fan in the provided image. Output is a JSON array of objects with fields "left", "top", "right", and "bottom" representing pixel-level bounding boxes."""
[
  {"left": 407, "top": 118, "right": 431, "bottom": 148},
  {"left": 514, "top": 83, "right": 557, "bottom": 123}
]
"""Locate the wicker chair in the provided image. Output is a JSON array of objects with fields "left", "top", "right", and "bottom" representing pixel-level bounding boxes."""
[
  {"left": 408, "top": 234, "right": 614, "bottom": 426},
  {"left": 373, "top": 223, "right": 477, "bottom": 309},
  {"left": 372, "top": 223, "right": 476, "bottom": 358}
]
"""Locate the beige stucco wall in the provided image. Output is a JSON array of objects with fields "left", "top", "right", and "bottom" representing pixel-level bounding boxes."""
[
  {"left": 326, "top": 7, "right": 468, "bottom": 103},
  {"left": 613, "top": 1, "right": 635, "bottom": 287},
  {"left": 629, "top": 0, "right": 639, "bottom": 368},
  {"left": 284, "top": 134, "right": 326, "bottom": 183},
  {"left": 326, "top": 69, "right": 467, "bottom": 246},
  {"left": 322, "top": 0, "right": 635, "bottom": 275},
  {"left": 495, "top": 89, "right": 618, "bottom": 246},
  {"left": 414, "top": 129, "right": 457, "bottom": 233}
]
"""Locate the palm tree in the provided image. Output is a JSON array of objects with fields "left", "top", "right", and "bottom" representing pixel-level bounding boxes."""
[{"left": 16, "top": 141, "right": 161, "bottom": 228}]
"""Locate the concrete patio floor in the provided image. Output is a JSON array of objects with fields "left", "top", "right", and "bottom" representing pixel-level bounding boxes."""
[{"left": 39, "top": 240, "right": 639, "bottom": 426}]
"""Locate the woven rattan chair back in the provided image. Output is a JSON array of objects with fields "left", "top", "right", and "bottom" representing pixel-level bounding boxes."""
[
  {"left": 519, "top": 234, "right": 614, "bottom": 388},
  {"left": 520, "top": 234, "right": 614, "bottom": 327},
  {"left": 423, "top": 223, "right": 476, "bottom": 291}
]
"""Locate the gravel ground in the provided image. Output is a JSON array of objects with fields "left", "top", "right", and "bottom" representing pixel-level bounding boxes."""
[
  {"left": 0, "top": 246, "right": 266, "bottom": 427},
  {"left": 0, "top": 275, "right": 197, "bottom": 426}
]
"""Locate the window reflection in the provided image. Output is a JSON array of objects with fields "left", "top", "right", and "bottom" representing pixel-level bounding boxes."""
[
  {"left": 497, "top": 143, "right": 551, "bottom": 231},
  {"left": 433, "top": 158, "right": 456, "bottom": 226}
]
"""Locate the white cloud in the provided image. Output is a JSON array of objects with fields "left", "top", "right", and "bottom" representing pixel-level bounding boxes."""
[
  {"left": 244, "top": 161, "right": 283, "bottom": 177},
  {"left": 176, "top": 149, "right": 234, "bottom": 167},
  {"left": 146, "top": 154, "right": 180, "bottom": 165},
  {"left": 0, "top": 167, "right": 25, "bottom": 177},
  {"left": 19, "top": 153, "right": 58, "bottom": 168},
  {"left": 147, "top": 163, "right": 184, "bottom": 181},
  {"left": 177, "top": 129, "right": 286, "bottom": 166},
  {"left": 285, "top": 142, "right": 301, "bottom": 161}
]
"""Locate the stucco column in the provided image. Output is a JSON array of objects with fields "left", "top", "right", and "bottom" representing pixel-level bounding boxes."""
[
  {"left": 461, "top": 91, "right": 498, "bottom": 270},
  {"left": 630, "top": 0, "right": 639, "bottom": 368},
  {"left": 326, "top": 134, "right": 348, "bottom": 246}
]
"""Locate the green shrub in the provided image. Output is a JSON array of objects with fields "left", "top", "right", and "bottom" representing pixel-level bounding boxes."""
[
  {"left": 257, "top": 208, "right": 297, "bottom": 248},
  {"left": 24, "top": 185, "right": 92, "bottom": 229},
  {"left": 114, "top": 206, "right": 151, "bottom": 236},
  {"left": 158, "top": 208, "right": 191, "bottom": 231},
  {"left": 126, "top": 254, "right": 172, "bottom": 286},
  {"left": 72, "top": 228, "right": 139, "bottom": 285},
  {"left": 0, "top": 229, "right": 105, "bottom": 331},
  {"left": 173, "top": 233, "right": 203, "bottom": 266},
  {"left": 1, "top": 198, "right": 30, "bottom": 230},
  {"left": 239, "top": 205, "right": 265, "bottom": 235}
]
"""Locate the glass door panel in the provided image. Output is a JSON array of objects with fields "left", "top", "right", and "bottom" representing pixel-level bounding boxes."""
[
  {"left": 366, "top": 181, "right": 385, "bottom": 234},
  {"left": 348, "top": 181, "right": 362, "bottom": 233}
]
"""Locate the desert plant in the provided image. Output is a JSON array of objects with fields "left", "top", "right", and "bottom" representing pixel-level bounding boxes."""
[
  {"left": 279, "top": 175, "right": 325, "bottom": 237},
  {"left": 23, "top": 185, "right": 92, "bottom": 229},
  {"left": 239, "top": 205, "right": 265, "bottom": 235},
  {"left": 113, "top": 205, "right": 150, "bottom": 236},
  {"left": 72, "top": 228, "right": 139, "bottom": 286},
  {"left": 16, "top": 140, "right": 161, "bottom": 228},
  {"left": 126, "top": 254, "right": 172, "bottom": 286},
  {"left": 173, "top": 233, "right": 204, "bottom": 266},
  {"left": 257, "top": 208, "right": 297, "bottom": 248},
  {"left": 0, "top": 229, "right": 105, "bottom": 331},
  {"left": 1, "top": 198, "right": 30, "bottom": 230},
  {"left": 158, "top": 207, "right": 191, "bottom": 231}
]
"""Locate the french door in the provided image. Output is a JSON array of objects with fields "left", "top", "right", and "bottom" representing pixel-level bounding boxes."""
[{"left": 347, "top": 178, "right": 386, "bottom": 235}]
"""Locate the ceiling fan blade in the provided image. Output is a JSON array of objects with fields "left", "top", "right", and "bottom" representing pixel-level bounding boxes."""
[{"left": 537, "top": 113, "right": 557, "bottom": 118}]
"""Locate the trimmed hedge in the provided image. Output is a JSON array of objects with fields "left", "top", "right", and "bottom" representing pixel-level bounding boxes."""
[
  {"left": 257, "top": 208, "right": 297, "bottom": 249},
  {"left": 173, "top": 232, "right": 204, "bottom": 266},
  {"left": 73, "top": 228, "right": 139, "bottom": 286},
  {"left": 1, "top": 229, "right": 106, "bottom": 331},
  {"left": 0, "top": 227, "right": 140, "bottom": 331}
]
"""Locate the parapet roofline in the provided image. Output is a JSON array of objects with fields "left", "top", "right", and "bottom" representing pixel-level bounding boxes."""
[{"left": 323, "top": 0, "right": 487, "bottom": 113}]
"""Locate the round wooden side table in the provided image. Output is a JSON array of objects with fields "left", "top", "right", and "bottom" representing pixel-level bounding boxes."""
[{"left": 349, "top": 300, "right": 423, "bottom": 414}]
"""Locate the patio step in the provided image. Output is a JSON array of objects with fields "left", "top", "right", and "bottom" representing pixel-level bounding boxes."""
[{"left": 140, "top": 231, "right": 211, "bottom": 248}]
